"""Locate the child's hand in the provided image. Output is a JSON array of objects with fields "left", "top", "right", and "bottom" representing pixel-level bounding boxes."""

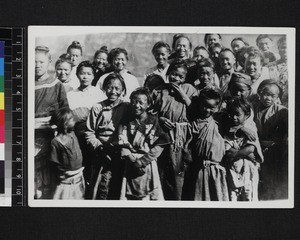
[
  {"left": 238, "top": 127, "right": 257, "bottom": 142},
  {"left": 170, "top": 82, "right": 184, "bottom": 96},
  {"left": 247, "top": 153, "right": 256, "bottom": 162},
  {"left": 226, "top": 148, "right": 238, "bottom": 161},
  {"left": 159, "top": 117, "right": 175, "bottom": 130},
  {"left": 133, "top": 159, "right": 143, "bottom": 168}
]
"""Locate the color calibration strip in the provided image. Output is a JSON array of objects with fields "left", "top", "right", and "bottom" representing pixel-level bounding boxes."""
[
  {"left": 0, "top": 41, "right": 4, "bottom": 198},
  {"left": 0, "top": 27, "right": 25, "bottom": 206}
]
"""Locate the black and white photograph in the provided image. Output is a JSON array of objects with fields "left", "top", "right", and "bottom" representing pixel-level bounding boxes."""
[{"left": 28, "top": 26, "right": 295, "bottom": 208}]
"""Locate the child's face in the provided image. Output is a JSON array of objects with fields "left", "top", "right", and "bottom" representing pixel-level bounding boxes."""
[
  {"left": 78, "top": 67, "right": 94, "bottom": 88},
  {"left": 56, "top": 62, "right": 72, "bottom": 82},
  {"left": 231, "top": 40, "right": 245, "bottom": 54},
  {"left": 193, "top": 49, "right": 209, "bottom": 62},
  {"left": 35, "top": 52, "right": 50, "bottom": 78},
  {"left": 207, "top": 34, "right": 221, "bottom": 47},
  {"left": 259, "top": 84, "right": 280, "bottom": 107},
  {"left": 154, "top": 47, "right": 169, "bottom": 66},
  {"left": 199, "top": 98, "right": 219, "bottom": 118},
  {"left": 229, "top": 82, "right": 250, "bottom": 99},
  {"left": 210, "top": 47, "right": 222, "bottom": 61},
  {"left": 105, "top": 79, "right": 123, "bottom": 102},
  {"left": 245, "top": 56, "right": 262, "bottom": 79},
  {"left": 69, "top": 48, "right": 82, "bottom": 67},
  {"left": 175, "top": 37, "right": 190, "bottom": 58},
  {"left": 198, "top": 66, "right": 214, "bottom": 87},
  {"left": 169, "top": 67, "right": 187, "bottom": 85},
  {"left": 131, "top": 94, "right": 149, "bottom": 117},
  {"left": 113, "top": 53, "right": 127, "bottom": 72},
  {"left": 229, "top": 107, "right": 248, "bottom": 126},
  {"left": 219, "top": 51, "right": 236, "bottom": 71},
  {"left": 95, "top": 52, "right": 108, "bottom": 69},
  {"left": 257, "top": 38, "right": 273, "bottom": 52},
  {"left": 278, "top": 41, "right": 287, "bottom": 61}
]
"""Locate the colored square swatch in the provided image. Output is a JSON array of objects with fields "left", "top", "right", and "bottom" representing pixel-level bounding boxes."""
[
  {"left": 0, "top": 76, "right": 3, "bottom": 92},
  {"left": 0, "top": 125, "right": 4, "bottom": 143},
  {"left": 0, "top": 93, "right": 3, "bottom": 109}
]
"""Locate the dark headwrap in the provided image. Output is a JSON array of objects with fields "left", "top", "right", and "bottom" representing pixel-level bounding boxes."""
[{"left": 228, "top": 72, "right": 252, "bottom": 90}]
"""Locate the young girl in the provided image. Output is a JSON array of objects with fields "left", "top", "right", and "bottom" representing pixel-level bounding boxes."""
[
  {"left": 85, "top": 73, "right": 130, "bottom": 199},
  {"left": 253, "top": 79, "right": 288, "bottom": 200},
  {"left": 35, "top": 45, "right": 69, "bottom": 199},
  {"left": 67, "top": 41, "right": 83, "bottom": 90},
  {"left": 92, "top": 46, "right": 113, "bottom": 86},
  {"left": 188, "top": 89, "right": 229, "bottom": 201},
  {"left": 55, "top": 53, "right": 73, "bottom": 93},
  {"left": 224, "top": 98, "right": 263, "bottom": 201},
  {"left": 152, "top": 62, "right": 198, "bottom": 200},
  {"left": 231, "top": 37, "right": 249, "bottom": 55},
  {"left": 67, "top": 61, "right": 106, "bottom": 191},
  {"left": 146, "top": 41, "right": 171, "bottom": 82},
  {"left": 50, "top": 108, "right": 85, "bottom": 199},
  {"left": 195, "top": 58, "right": 219, "bottom": 91},
  {"left": 119, "top": 88, "right": 170, "bottom": 200},
  {"left": 96, "top": 48, "right": 140, "bottom": 102},
  {"left": 218, "top": 49, "right": 236, "bottom": 95}
]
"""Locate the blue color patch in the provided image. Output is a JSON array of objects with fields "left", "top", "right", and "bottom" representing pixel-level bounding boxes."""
[{"left": 0, "top": 58, "right": 3, "bottom": 75}]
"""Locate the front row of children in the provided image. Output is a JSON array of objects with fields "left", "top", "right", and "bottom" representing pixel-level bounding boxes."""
[{"left": 49, "top": 62, "right": 288, "bottom": 201}]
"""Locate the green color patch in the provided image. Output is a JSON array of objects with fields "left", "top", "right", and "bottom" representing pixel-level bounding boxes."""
[{"left": 0, "top": 76, "right": 3, "bottom": 92}]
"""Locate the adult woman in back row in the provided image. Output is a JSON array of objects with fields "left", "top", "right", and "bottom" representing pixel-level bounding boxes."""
[
  {"left": 96, "top": 48, "right": 140, "bottom": 102},
  {"left": 35, "top": 46, "right": 69, "bottom": 199}
]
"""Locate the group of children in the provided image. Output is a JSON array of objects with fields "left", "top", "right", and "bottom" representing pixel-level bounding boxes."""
[{"left": 34, "top": 33, "right": 288, "bottom": 201}]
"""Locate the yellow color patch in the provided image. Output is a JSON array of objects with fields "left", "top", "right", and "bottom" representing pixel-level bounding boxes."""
[{"left": 0, "top": 93, "right": 4, "bottom": 109}]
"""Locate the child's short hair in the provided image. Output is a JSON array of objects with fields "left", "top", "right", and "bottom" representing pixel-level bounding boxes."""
[
  {"left": 130, "top": 87, "right": 152, "bottom": 105},
  {"left": 76, "top": 60, "right": 95, "bottom": 77},
  {"left": 108, "top": 48, "right": 129, "bottom": 65},
  {"left": 152, "top": 41, "right": 171, "bottom": 55},
  {"left": 197, "top": 58, "right": 215, "bottom": 72},
  {"left": 193, "top": 45, "right": 209, "bottom": 53},
  {"left": 256, "top": 34, "right": 273, "bottom": 46},
  {"left": 102, "top": 72, "right": 127, "bottom": 95},
  {"left": 93, "top": 46, "right": 109, "bottom": 59},
  {"left": 55, "top": 53, "right": 72, "bottom": 68},
  {"left": 35, "top": 45, "right": 51, "bottom": 60},
  {"left": 144, "top": 74, "right": 165, "bottom": 91},
  {"left": 277, "top": 36, "right": 287, "bottom": 48},
  {"left": 199, "top": 88, "right": 222, "bottom": 104},
  {"left": 219, "top": 48, "right": 236, "bottom": 57},
  {"left": 167, "top": 59, "right": 188, "bottom": 76},
  {"left": 231, "top": 37, "right": 249, "bottom": 47},
  {"left": 257, "top": 79, "right": 283, "bottom": 99},
  {"left": 50, "top": 107, "right": 73, "bottom": 132},
  {"left": 67, "top": 41, "right": 83, "bottom": 55},
  {"left": 204, "top": 34, "right": 222, "bottom": 45},
  {"left": 227, "top": 97, "right": 251, "bottom": 117}
]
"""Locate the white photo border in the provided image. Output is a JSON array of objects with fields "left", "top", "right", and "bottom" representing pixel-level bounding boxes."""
[{"left": 28, "top": 26, "right": 295, "bottom": 208}]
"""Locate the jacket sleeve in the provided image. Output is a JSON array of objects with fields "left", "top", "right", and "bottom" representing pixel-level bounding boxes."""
[{"left": 85, "top": 104, "right": 103, "bottom": 150}]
